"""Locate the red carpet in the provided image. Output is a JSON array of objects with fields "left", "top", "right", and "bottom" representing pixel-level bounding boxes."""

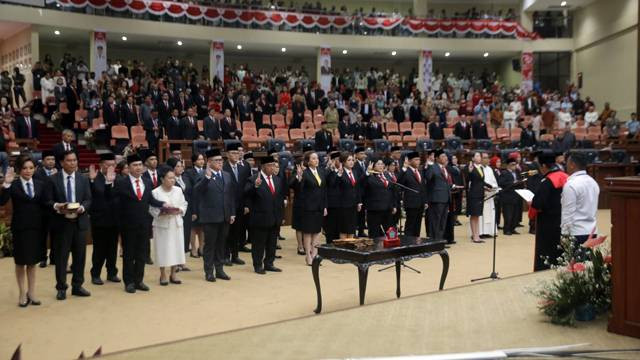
[{"left": 37, "top": 123, "right": 101, "bottom": 169}]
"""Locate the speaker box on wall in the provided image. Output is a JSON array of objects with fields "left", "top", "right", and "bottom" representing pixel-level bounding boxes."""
[{"left": 512, "top": 58, "right": 521, "bottom": 72}]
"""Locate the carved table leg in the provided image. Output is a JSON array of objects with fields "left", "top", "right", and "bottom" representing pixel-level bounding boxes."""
[
  {"left": 395, "top": 261, "right": 401, "bottom": 298},
  {"left": 312, "top": 256, "right": 323, "bottom": 313},
  {"left": 438, "top": 251, "right": 450, "bottom": 290},
  {"left": 358, "top": 266, "right": 369, "bottom": 306}
]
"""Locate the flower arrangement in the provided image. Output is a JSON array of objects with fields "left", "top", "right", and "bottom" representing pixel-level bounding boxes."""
[{"left": 530, "top": 230, "right": 612, "bottom": 326}]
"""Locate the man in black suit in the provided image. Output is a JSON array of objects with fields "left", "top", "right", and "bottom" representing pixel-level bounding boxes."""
[
  {"left": 520, "top": 124, "right": 537, "bottom": 148},
  {"left": 237, "top": 95, "right": 252, "bottom": 122},
  {"left": 428, "top": 117, "right": 445, "bottom": 140},
  {"left": 454, "top": 116, "right": 472, "bottom": 140},
  {"left": 156, "top": 93, "right": 173, "bottom": 127},
  {"left": 223, "top": 142, "right": 250, "bottom": 265},
  {"left": 314, "top": 121, "right": 333, "bottom": 151},
  {"left": 88, "top": 153, "right": 121, "bottom": 285},
  {"left": 45, "top": 151, "right": 92, "bottom": 300},
  {"left": 180, "top": 107, "right": 199, "bottom": 140},
  {"left": 193, "top": 89, "right": 209, "bottom": 120},
  {"left": 498, "top": 157, "right": 522, "bottom": 235},
  {"left": 366, "top": 119, "right": 384, "bottom": 140},
  {"left": 143, "top": 109, "right": 163, "bottom": 152},
  {"left": 34, "top": 150, "right": 57, "bottom": 267},
  {"left": 353, "top": 147, "right": 368, "bottom": 237},
  {"left": 361, "top": 99, "right": 373, "bottom": 122},
  {"left": 52, "top": 130, "right": 77, "bottom": 169},
  {"left": 203, "top": 108, "right": 221, "bottom": 140},
  {"left": 409, "top": 100, "right": 422, "bottom": 123},
  {"left": 523, "top": 94, "right": 539, "bottom": 115},
  {"left": 472, "top": 118, "right": 489, "bottom": 139},
  {"left": 103, "top": 95, "right": 121, "bottom": 127},
  {"left": 349, "top": 116, "right": 366, "bottom": 140},
  {"left": 220, "top": 109, "right": 238, "bottom": 139},
  {"left": 15, "top": 106, "right": 38, "bottom": 139},
  {"left": 245, "top": 156, "right": 284, "bottom": 274},
  {"left": 165, "top": 108, "right": 182, "bottom": 141},
  {"left": 424, "top": 149, "right": 452, "bottom": 240},
  {"left": 222, "top": 91, "right": 237, "bottom": 119},
  {"left": 113, "top": 154, "right": 166, "bottom": 293},
  {"left": 398, "top": 151, "right": 427, "bottom": 237},
  {"left": 120, "top": 96, "right": 139, "bottom": 128},
  {"left": 141, "top": 150, "right": 160, "bottom": 189},
  {"left": 194, "top": 149, "right": 236, "bottom": 282}
]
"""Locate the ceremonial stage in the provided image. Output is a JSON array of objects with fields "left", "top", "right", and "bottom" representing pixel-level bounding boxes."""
[{"left": 1, "top": 210, "right": 637, "bottom": 359}]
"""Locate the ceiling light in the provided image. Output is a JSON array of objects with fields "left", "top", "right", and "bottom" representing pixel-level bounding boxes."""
[
  {"left": 363, "top": 31, "right": 368, "bottom": 35},
  {"left": 270, "top": 5, "right": 275, "bottom": 9},
  {"left": 121, "top": 36, "right": 127, "bottom": 41},
  {"left": 483, "top": 52, "right": 489, "bottom": 57},
  {"left": 445, "top": 52, "right": 451, "bottom": 57},
  {"left": 391, "top": 51, "right": 397, "bottom": 56},
  {"left": 177, "top": 40, "right": 183, "bottom": 46},
  {"left": 54, "top": 30, "right": 60, "bottom": 35},
  {"left": 560, "top": 1, "right": 567, "bottom": 6},
  {"left": 342, "top": 49, "right": 348, "bottom": 55},
  {"left": 281, "top": 47, "right": 286, "bottom": 52},
  {"left": 237, "top": 44, "right": 242, "bottom": 50}
]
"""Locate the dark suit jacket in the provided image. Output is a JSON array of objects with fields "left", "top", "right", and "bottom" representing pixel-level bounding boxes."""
[
  {"left": 244, "top": 173, "right": 284, "bottom": 228},
  {"left": 409, "top": 106, "right": 422, "bottom": 123},
  {"left": 156, "top": 100, "right": 173, "bottom": 125},
  {"left": 180, "top": 117, "right": 198, "bottom": 140},
  {"left": 497, "top": 169, "right": 521, "bottom": 204},
  {"left": 0, "top": 178, "right": 46, "bottom": 231},
  {"left": 143, "top": 117, "right": 164, "bottom": 145},
  {"left": 103, "top": 103, "right": 121, "bottom": 127},
  {"left": 223, "top": 161, "right": 251, "bottom": 210},
  {"left": 398, "top": 167, "right": 427, "bottom": 208},
  {"left": 33, "top": 166, "right": 55, "bottom": 182},
  {"left": 220, "top": 117, "right": 237, "bottom": 139},
  {"left": 333, "top": 170, "right": 361, "bottom": 208},
  {"left": 222, "top": 98, "right": 237, "bottom": 118},
  {"left": 203, "top": 116, "right": 221, "bottom": 140},
  {"left": 15, "top": 116, "right": 39, "bottom": 139},
  {"left": 112, "top": 175, "right": 164, "bottom": 229},
  {"left": 314, "top": 130, "right": 333, "bottom": 151},
  {"left": 429, "top": 122, "right": 445, "bottom": 140},
  {"left": 520, "top": 127, "right": 537, "bottom": 148},
  {"left": 44, "top": 171, "right": 92, "bottom": 230},
  {"left": 120, "top": 103, "right": 139, "bottom": 128},
  {"left": 194, "top": 94, "right": 209, "bottom": 119},
  {"left": 424, "top": 164, "right": 451, "bottom": 204},
  {"left": 52, "top": 142, "right": 78, "bottom": 169},
  {"left": 366, "top": 123, "right": 383, "bottom": 140},
  {"left": 362, "top": 173, "right": 396, "bottom": 211},
  {"left": 467, "top": 165, "right": 486, "bottom": 200},
  {"left": 165, "top": 116, "right": 182, "bottom": 140},
  {"left": 472, "top": 120, "right": 489, "bottom": 139},
  {"left": 89, "top": 172, "right": 117, "bottom": 227},
  {"left": 193, "top": 171, "right": 236, "bottom": 223},
  {"left": 454, "top": 122, "right": 472, "bottom": 140},
  {"left": 290, "top": 168, "right": 327, "bottom": 212}
]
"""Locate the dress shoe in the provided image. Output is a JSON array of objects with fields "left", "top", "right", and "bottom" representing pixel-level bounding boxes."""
[
  {"left": 39, "top": 260, "right": 47, "bottom": 268},
  {"left": 205, "top": 274, "right": 216, "bottom": 282},
  {"left": 72, "top": 287, "right": 91, "bottom": 297},
  {"left": 146, "top": 258, "right": 154, "bottom": 265},
  {"left": 454, "top": 220, "right": 462, "bottom": 226},
  {"left": 215, "top": 269, "right": 231, "bottom": 280},
  {"left": 357, "top": 232, "right": 368, "bottom": 238},
  {"left": 222, "top": 259, "right": 232, "bottom": 266},
  {"left": 189, "top": 253, "right": 200, "bottom": 258},
  {"left": 159, "top": 279, "right": 169, "bottom": 286},
  {"left": 239, "top": 246, "right": 251, "bottom": 253},
  {"left": 529, "top": 229, "right": 536, "bottom": 235},
  {"left": 27, "top": 294, "right": 41, "bottom": 306},
  {"left": 197, "top": 248, "right": 203, "bottom": 257},
  {"left": 254, "top": 267, "right": 266, "bottom": 275},
  {"left": 275, "top": 255, "right": 282, "bottom": 259},
  {"left": 169, "top": 277, "right": 182, "bottom": 285},
  {"left": 264, "top": 265, "right": 282, "bottom": 272},
  {"left": 91, "top": 277, "right": 104, "bottom": 285},
  {"left": 480, "top": 234, "right": 491, "bottom": 239},
  {"left": 504, "top": 231, "right": 513, "bottom": 236},
  {"left": 19, "top": 297, "right": 29, "bottom": 307},
  {"left": 447, "top": 240, "right": 457, "bottom": 244},
  {"left": 231, "top": 257, "right": 245, "bottom": 265},
  {"left": 56, "top": 290, "right": 66, "bottom": 300},
  {"left": 497, "top": 226, "right": 504, "bottom": 230},
  {"left": 277, "top": 235, "right": 285, "bottom": 240},
  {"left": 107, "top": 275, "right": 121, "bottom": 283},
  {"left": 125, "top": 284, "right": 136, "bottom": 293},
  {"left": 179, "top": 265, "right": 191, "bottom": 272},
  {"left": 66, "top": 268, "right": 72, "bottom": 274},
  {"left": 135, "top": 283, "right": 150, "bottom": 291},
  {"left": 516, "top": 224, "right": 524, "bottom": 228},
  {"left": 276, "top": 244, "right": 282, "bottom": 250},
  {"left": 512, "top": 231, "right": 521, "bottom": 235}
]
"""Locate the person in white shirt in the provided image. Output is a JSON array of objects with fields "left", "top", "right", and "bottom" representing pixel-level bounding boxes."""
[
  {"left": 503, "top": 105, "right": 517, "bottom": 130},
  {"left": 561, "top": 152, "right": 600, "bottom": 244},
  {"left": 40, "top": 73, "right": 55, "bottom": 101},
  {"left": 509, "top": 99, "right": 522, "bottom": 115},
  {"left": 557, "top": 108, "right": 573, "bottom": 129},
  {"left": 584, "top": 106, "right": 599, "bottom": 127}
]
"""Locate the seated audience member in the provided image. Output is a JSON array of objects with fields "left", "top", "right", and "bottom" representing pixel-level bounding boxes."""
[
  {"left": 626, "top": 112, "right": 639, "bottom": 139},
  {"left": 604, "top": 111, "right": 620, "bottom": 138},
  {"left": 52, "top": 130, "right": 77, "bottom": 168},
  {"left": 584, "top": 106, "right": 599, "bottom": 127}
]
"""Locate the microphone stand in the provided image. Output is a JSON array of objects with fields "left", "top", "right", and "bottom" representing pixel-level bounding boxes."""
[{"left": 471, "top": 177, "right": 528, "bottom": 282}]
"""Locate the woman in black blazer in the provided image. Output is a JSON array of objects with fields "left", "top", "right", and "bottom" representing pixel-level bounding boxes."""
[
  {"left": 0, "top": 156, "right": 46, "bottom": 307},
  {"left": 290, "top": 151, "right": 327, "bottom": 265},
  {"left": 362, "top": 158, "right": 397, "bottom": 238},
  {"left": 466, "top": 152, "right": 486, "bottom": 243},
  {"left": 330, "top": 152, "right": 362, "bottom": 239}
]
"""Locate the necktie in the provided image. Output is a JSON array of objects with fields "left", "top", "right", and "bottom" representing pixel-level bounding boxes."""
[
  {"left": 135, "top": 179, "right": 142, "bottom": 200},
  {"left": 379, "top": 174, "right": 388, "bottom": 188},
  {"left": 26, "top": 182, "right": 33, "bottom": 198},
  {"left": 477, "top": 166, "right": 484, "bottom": 178},
  {"left": 66, "top": 175, "right": 73, "bottom": 202},
  {"left": 441, "top": 165, "right": 448, "bottom": 180},
  {"left": 312, "top": 170, "right": 321, "bottom": 186},
  {"left": 348, "top": 171, "right": 355, "bottom": 186},
  {"left": 266, "top": 176, "right": 275, "bottom": 195},
  {"left": 65, "top": 143, "right": 69, "bottom": 151},
  {"left": 190, "top": 117, "right": 194, "bottom": 126},
  {"left": 26, "top": 117, "right": 31, "bottom": 137},
  {"left": 232, "top": 165, "right": 238, "bottom": 181},
  {"left": 413, "top": 168, "right": 421, "bottom": 183},
  {"left": 152, "top": 172, "right": 157, "bottom": 187}
]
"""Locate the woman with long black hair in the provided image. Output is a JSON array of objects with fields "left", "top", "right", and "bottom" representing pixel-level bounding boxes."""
[
  {"left": 467, "top": 151, "right": 486, "bottom": 243},
  {"left": 362, "top": 157, "right": 397, "bottom": 238}
]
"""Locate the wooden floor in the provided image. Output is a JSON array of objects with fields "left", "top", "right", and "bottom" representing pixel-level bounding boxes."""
[{"left": 0, "top": 210, "right": 619, "bottom": 359}]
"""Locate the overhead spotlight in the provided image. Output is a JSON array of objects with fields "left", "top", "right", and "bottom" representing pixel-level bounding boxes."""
[
  {"left": 281, "top": 47, "right": 287, "bottom": 52},
  {"left": 445, "top": 52, "right": 451, "bottom": 57},
  {"left": 391, "top": 50, "right": 397, "bottom": 56},
  {"left": 56, "top": 3, "right": 60, "bottom": 7},
  {"left": 237, "top": 44, "right": 242, "bottom": 50},
  {"left": 560, "top": 1, "right": 567, "bottom": 6},
  {"left": 121, "top": 36, "right": 128, "bottom": 41},
  {"left": 177, "top": 40, "right": 183, "bottom": 46},
  {"left": 363, "top": 31, "right": 368, "bottom": 35},
  {"left": 54, "top": 30, "right": 61, "bottom": 35},
  {"left": 483, "top": 52, "right": 489, "bottom": 57},
  {"left": 270, "top": 5, "right": 275, "bottom": 9},
  {"left": 342, "top": 49, "right": 348, "bottom": 55}
]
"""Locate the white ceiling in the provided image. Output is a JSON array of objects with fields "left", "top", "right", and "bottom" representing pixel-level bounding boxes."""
[
  {"left": 523, "top": 0, "right": 597, "bottom": 11},
  {"left": 0, "top": 21, "right": 29, "bottom": 40}
]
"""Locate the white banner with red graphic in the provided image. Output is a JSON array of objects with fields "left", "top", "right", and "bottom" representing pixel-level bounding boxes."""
[
  {"left": 211, "top": 41, "right": 224, "bottom": 83},
  {"left": 421, "top": 50, "right": 432, "bottom": 95},
  {"left": 521, "top": 52, "right": 534, "bottom": 94},
  {"left": 93, "top": 31, "right": 107, "bottom": 80},
  {"left": 319, "top": 47, "right": 332, "bottom": 94},
  {"left": 46, "top": 0, "right": 540, "bottom": 39}
]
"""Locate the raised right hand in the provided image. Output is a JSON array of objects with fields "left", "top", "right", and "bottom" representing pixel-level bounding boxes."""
[
  {"left": 255, "top": 175, "right": 262, "bottom": 188},
  {"left": 3, "top": 168, "right": 15, "bottom": 185},
  {"left": 296, "top": 164, "right": 303, "bottom": 179},
  {"left": 88, "top": 164, "right": 97, "bottom": 180},
  {"left": 205, "top": 167, "right": 212, "bottom": 178}
]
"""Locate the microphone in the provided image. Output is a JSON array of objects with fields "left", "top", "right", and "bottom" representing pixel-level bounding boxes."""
[{"left": 521, "top": 170, "right": 538, "bottom": 176}]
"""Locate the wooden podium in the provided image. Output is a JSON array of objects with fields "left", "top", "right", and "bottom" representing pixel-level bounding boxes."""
[{"left": 606, "top": 176, "right": 640, "bottom": 339}]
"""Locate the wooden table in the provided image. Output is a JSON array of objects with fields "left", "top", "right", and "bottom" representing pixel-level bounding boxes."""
[{"left": 311, "top": 237, "right": 449, "bottom": 313}]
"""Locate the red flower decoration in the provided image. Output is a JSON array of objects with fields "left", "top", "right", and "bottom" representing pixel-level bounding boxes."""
[
  {"left": 567, "top": 260, "right": 586, "bottom": 272},
  {"left": 582, "top": 234, "right": 607, "bottom": 249},
  {"left": 604, "top": 255, "right": 612, "bottom": 264}
]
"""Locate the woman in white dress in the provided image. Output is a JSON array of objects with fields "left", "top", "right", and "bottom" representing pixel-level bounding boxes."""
[{"left": 149, "top": 166, "right": 188, "bottom": 286}]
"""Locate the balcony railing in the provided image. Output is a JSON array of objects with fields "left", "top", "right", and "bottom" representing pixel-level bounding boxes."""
[{"left": 38, "top": 0, "right": 540, "bottom": 39}]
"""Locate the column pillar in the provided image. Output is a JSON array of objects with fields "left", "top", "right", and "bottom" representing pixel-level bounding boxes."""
[{"left": 413, "top": 0, "right": 428, "bottom": 17}]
